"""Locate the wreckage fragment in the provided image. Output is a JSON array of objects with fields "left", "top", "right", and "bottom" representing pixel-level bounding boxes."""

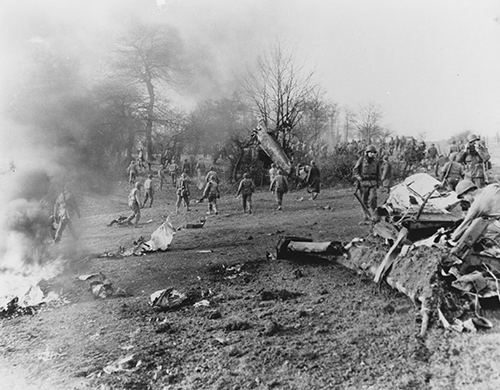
[
  {"left": 276, "top": 236, "right": 345, "bottom": 259},
  {"left": 275, "top": 173, "right": 500, "bottom": 335},
  {"left": 99, "top": 220, "right": 175, "bottom": 258},
  {"left": 253, "top": 124, "right": 292, "bottom": 174}
]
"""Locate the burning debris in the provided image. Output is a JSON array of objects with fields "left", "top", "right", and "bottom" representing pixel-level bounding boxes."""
[{"left": 0, "top": 169, "right": 65, "bottom": 318}]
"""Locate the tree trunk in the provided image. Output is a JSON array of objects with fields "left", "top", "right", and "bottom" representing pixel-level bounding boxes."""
[{"left": 145, "top": 77, "right": 155, "bottom": 163}]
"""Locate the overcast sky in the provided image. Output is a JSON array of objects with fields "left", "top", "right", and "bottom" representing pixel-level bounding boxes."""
[
  {"left": 161, "top": 0, "right": 500, "bottom": 139},
  {"left": 1, "top": 0, "right": 499, "bottom": 140}
]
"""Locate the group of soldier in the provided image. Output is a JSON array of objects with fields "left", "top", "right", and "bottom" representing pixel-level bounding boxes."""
[
  {"left": 124, "top": 165, "right": 221, "bottom": 227},
  {"left": 352, "top": 133, "right": 492, "bottom": 223}
]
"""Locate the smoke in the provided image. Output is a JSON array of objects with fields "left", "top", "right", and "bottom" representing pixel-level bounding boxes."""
[{"left": 0, "top": 0, "right": 274, "bottom": 278}]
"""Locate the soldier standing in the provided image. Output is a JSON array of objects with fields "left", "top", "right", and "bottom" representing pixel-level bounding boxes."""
[
  {"left": 306, "top": 160, "right": 321, "bottom": 200},
  {"left": 353, "top": 145, "right": 380, "bottom": 221},
  {"left": 458, "top": 134, "right": 490, "bottom": 188},
  {"left": 53, "top": 184, "right": 81, "bottom": 243},
  {"left": 168, "top": 159, "right": 179, "bottom": 185},
  {"left": 157, "top": 164, "right": 165, "bottom": 190},
  {"left": 380, "top": 155, "right": 393, "bottom": 193}
]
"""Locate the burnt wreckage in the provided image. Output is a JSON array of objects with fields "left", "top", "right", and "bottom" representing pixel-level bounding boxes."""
[{"left": 277, "top": 173, "right": 500, "bottom": 335}]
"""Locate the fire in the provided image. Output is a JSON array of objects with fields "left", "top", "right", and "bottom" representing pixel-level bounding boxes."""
[{"left": 0, "top": 169, "right": 63, "bottom": 315}]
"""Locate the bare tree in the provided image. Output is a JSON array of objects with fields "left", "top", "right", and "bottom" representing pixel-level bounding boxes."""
[
  {"left": 243, "top": 44, "right": 317, "bottom": 154},
  {"left": 356, "top": 103, "right": 385, "bottom": 144},
  {"left": 298, "top": 93, "right": 338, "bottom": 151},
  {"left": 343, "top": 108, "right": 357, "bottom": 143},
  {"left": 115, "top": 23, "right": 184, "bottom": 161}
]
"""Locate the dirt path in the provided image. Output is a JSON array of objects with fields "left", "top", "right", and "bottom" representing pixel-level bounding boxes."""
[{"left": 1, "top": 184, "right": 499, "bottom": 389}]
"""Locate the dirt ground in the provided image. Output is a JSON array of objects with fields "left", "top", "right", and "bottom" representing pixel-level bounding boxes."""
[{"left": 1, "top": 182, "right": 499, "bottom": 390}]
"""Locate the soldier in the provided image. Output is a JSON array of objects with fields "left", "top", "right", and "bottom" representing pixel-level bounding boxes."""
[
  {"left": 270, "top": 169, "right": 289, "bottom": 210},
  {"left": 168, "top": 159, "right": 179, "bottom": 185},
  {"left": 440, "top": 153, "right": 464, "bottom": 191},
  {"left": 182, "top": 159, "right": 192, "bottom": 176},
  {"left": 125, "top": 182, "right": 142, "bottom": 227},
  {"left": 306, "top": 160, "right": 320, "bottom": 200},
  {"left": 205, "top": 166, "right": 219, "bottom": 184},
  {"left": 127, "top": 160, "right": 138, "bottom": 184},
  {"left": 236, "top": 172, "right": 256, "bottom": 214},
  {"left": 458, "top": 134, "right": 490, "bottom": 188},
  {"left": 53, "top": 183, "right": 81, "bottom": 243},
  {"left": 175, "top": 172, "right": 191, "bottom": 214},
  {"left": 142, "top": 174, "right": 154, "bottom": 208},
  {"left": 268, "top": 163, "right": 278, "bottom": 184},
  {"left": 157, "top": 164, "right": 165, "bottom": 190},
  {"left": 353, "top": 144, "right": 380, "bottom": 221},
  {"left": 451, "top": 180, "right": 500, "bottom": 241},
  {"left": 380, "top": 155, "right": 393, "bottom": 193},
  {"left": 426, "top": 143, "right": 438, "bottom": 170},
  {"left": 204, "top": 176, "right": 220, "bottom": 215}
]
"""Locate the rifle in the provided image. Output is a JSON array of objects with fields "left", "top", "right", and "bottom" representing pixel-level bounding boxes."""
[{"left": 353, "top": 181, "right": 373, "bottom": 220}]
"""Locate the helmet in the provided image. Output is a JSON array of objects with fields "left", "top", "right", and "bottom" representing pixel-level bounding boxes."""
[
  {"left": 455, "top": 179, "right": 477, "bottom": 198},
  {"left": 366, "top": 145, "right": 377, "bottom": 153},
  {"left": 243, "top": 173, "right": 250, "bottom": 179},
  {"left": 467, "top": 134, "right": 479, "bottom": 143},
  {"left": 134, "top": 181, "right": 142, "bottom": 189}
]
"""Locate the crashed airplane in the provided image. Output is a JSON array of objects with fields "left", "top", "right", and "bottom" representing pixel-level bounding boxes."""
[{"left": 278, "top": 173, "right": 500, "bottom": 335}]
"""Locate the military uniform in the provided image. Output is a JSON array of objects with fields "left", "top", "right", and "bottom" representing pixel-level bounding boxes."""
[
  {"left": 353, "top": 149, "right": 380, "bottom": 214},
  {"left": 458, "top": 136, "right": 490, "bottom": 188}
]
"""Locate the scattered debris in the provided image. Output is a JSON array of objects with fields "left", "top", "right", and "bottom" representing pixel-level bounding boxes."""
[
  {"left": 103, "top": 354, "right": 142, "bottom": 374},
  {"left": 193, "top": 299, "right": 210, "bottom": 308},
  {"left": 99, "top": 220, "right": 175, "bottom": 258},
  {"left": 150, "top": 287, "right": 211, "bottom": 311},
  {"left": 276, "top": 236, "right": 345, "bottom": 259},
  {"left": 185, "top": 218, "right": 207, "bottom": 229},
  {"left": 150, "top": 288, "right": 188, "bottom": 311},
  {"left": 1, "top": 284, "right": 60, "bottom": 318},
  {"left": 273, "top": 173, "right": 500, "bottom": 335}
]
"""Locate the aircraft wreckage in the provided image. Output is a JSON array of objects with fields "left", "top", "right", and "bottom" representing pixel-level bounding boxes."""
[{"left": 278, "top": 173, "right": 500, "bottom": 335}]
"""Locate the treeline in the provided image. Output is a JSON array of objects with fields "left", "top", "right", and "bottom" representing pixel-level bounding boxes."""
[{"left": 6, "top": 21, "right": 391, "bottom": 187}]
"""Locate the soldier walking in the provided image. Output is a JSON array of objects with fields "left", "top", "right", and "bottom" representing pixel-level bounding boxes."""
[
  {"left": 175, "top": 172, "right": 191, "bottom": 214},
  {"left": 237, "top": 173, "right": 256, "bottom": 214},
  {"left": 125, "top": 182, "right": 142, "bottom": 227},
  {"left": 353, "top": 145, "right": 380, "bottom": 221},
  {"left": 270, "top": 169, "right": 289, "bottom": 210}
]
